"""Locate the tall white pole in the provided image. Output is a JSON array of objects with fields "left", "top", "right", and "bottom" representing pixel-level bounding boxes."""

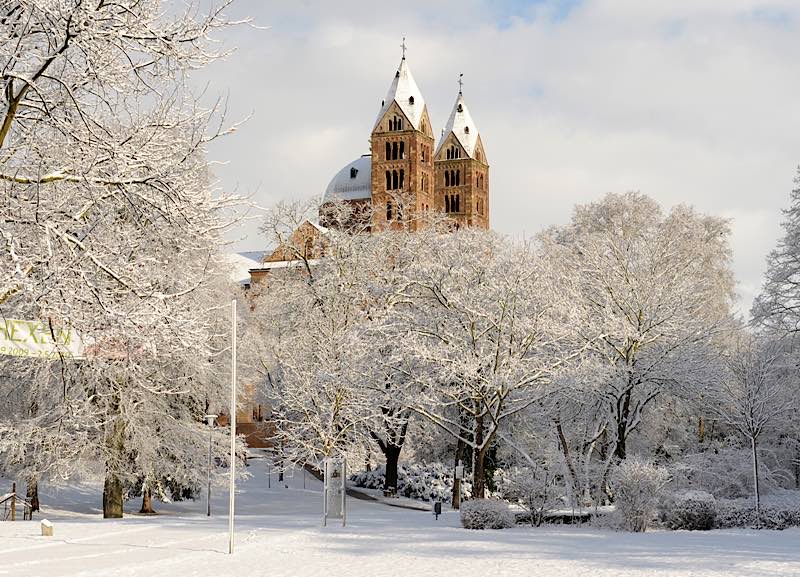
[{"left": 228, "top": 299, "right": 237, "bottom": 555}]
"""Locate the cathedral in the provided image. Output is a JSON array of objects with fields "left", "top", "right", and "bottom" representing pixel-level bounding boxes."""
[
  {"left": 321, "top": 49, "right": 490, "bottom": 230},
  {"left": 249, "top": 48, "right": 490, "bottom": 286}
]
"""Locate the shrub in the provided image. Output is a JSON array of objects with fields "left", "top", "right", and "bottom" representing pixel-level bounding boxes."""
[
  {"left": 349, "top": 463, "right": 472, "bottom": 503},
  {"left": 663, "top": 490, "right": 716, "bottom": 530},
  {"left": 611, "top": 457, "right": 670, "bottom": 532},
  {"left": 460, "top": 498, "right": 515, "bottom": 530},
  {"left": 715, "top": 494, "right": 800, "bottom": 530}
]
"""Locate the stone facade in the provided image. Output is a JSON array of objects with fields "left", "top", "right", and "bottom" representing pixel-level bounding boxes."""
[{"left": 320, "top": 54, "right": 490, "bottom": 232}]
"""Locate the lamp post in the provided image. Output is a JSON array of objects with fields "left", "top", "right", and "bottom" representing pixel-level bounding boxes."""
[{"left": 204, "top": 414, "right": 218, "bottom": 516}]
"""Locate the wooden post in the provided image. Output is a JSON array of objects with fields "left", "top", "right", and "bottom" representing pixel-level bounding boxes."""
[{"left": 10, "top": 482, "right": 16, "bottom": 521}]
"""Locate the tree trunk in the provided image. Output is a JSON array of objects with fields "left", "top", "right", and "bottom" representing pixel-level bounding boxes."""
[
  {"left": 473, "top": 445, "right": 487, "bottom": 499},
  {"left": 472, "top": 414, "right": 486, "bottom": 499},
  {"left": 555, "top": 420, "right": 579, "bottom": 504},
  {"left": 452, "top": 438, "right": 466, "bottom": 510},
  {"left": 26, "top": 477, "right": 40, "bottom": 513},
  {"left": 383, "top": 444, "right": 402, "bottom": 493},
  {"left": 614, "top": 390, "right": 632, "bottom": 461},
  {"left": 103, "top": 474, "right": 124, "bottom": 518},
  {"left": 139, "top": 486, "right": 156, "bottom": 514},
  {"left": 698, "top": 416, "right": 705, "bottom": 444},
  {"left": 751, "top": 436, "right": 760, "bottom": 514}
]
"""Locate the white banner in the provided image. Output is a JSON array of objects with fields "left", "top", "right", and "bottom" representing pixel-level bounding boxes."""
[{"left": 0, "top": 318, "right": 85, "bottom": 359}]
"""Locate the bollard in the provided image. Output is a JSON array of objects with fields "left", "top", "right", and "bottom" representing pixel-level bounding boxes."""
[{"left": 41, "top": 519, "right": 53, "bottom": 537}]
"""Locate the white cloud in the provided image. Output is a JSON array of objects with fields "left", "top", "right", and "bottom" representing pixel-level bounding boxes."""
[{"left": 198, "top": 0, "right": 800, "bottom": 315}]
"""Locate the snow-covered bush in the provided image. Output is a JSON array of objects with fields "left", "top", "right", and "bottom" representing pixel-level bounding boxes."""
[
  {"left": 662, "top": 490, "right": 716, "bottom": 530},
  {"left": 460, "top": 499, "right": 515, "bottom": 530},
  {"left": 715, "top": 493, "right": 800, "bottom": 529},
  {"left": 611, "top": 457, "right": 670, "bottom": 532},
  {"left": 494, "top": 466, "right": 561, "bottom": 526},
  {"left": 670, "top": 446, "right": 790, "bottom": 500},
  {"left": 349, "top": 463, "right": 472, "bottom": 503}
]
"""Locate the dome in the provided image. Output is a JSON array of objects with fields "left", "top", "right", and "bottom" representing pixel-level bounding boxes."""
[{"left": 322, "top": 155, "right": 372, "bottom": 203}]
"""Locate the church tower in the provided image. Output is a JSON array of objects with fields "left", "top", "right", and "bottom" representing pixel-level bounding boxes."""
[
  {"left": 434, "top": 84, "right": 489, "bottom": 229},
  {"left": 370, "top": 49, "right": 435, "bottom": 231}
]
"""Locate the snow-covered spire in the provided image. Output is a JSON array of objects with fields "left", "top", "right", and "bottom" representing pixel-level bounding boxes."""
[
  {"left": 373, "top": 54, "right": 427, "bottom": 132},
  {"left": 435, "top": 88, "right": 482, "bottom": 159}
]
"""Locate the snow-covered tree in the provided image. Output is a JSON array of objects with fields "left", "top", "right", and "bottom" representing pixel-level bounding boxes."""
[
  {"left": 539, "top": 192, "right": 735, "bottom": 466},
  {"left": 393, "top": 229, "right": 590, "bottom": 499},
  {"left": 705, "top": 337, "right": 796, "bottom": 512},
  {"left": 752, "top": 169, "right": 800, "bottom": 336},
  {"left": 0, "top": 1, "right": 243, "bottom": 517}
]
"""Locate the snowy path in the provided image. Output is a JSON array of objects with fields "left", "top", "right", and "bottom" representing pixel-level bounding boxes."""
[{"left": 1, "top": 457, "right": 798, "bottom": 577}]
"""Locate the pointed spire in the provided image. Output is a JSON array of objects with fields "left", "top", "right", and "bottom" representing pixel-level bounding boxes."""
[
  {"left": 436, "top": 87, "right": 481, "bottom": 159},
  {"left": 373, "top": 43, "right": 427, "bottom": 132}
]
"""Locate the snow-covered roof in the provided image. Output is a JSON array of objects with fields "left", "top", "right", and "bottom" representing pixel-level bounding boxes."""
[
  {"left": 435, "top": 92, "right": 481, "bottom": 159},
  {"left": 373, "top": 58, "right": 427, "bottom": 131},
  {"left": 227, "top": 252, "right": 264, "bottom": 285},
  {"left": 323, "top": 155, "right": 372, "bottom": 203},
  {"left": 249, "top": 259, "right": 321, "bottom": 271}
]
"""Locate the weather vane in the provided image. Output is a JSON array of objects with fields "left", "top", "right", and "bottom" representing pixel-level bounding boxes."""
[
  {"left": 401, "top": 37, "right": 407, "bottom": 59},
  {"left": 458, "top": 73, "right": 464, "bottom": 94}
]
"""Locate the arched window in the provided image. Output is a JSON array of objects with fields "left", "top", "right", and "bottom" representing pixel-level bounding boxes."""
[
  {"left": 456, "top": 170, "right": 460, "bottom": 186},
  {"left": 409, "top": 96, "right": 415, "bottom": 105},
  {"left": 464, "top": 126, "right": 470, "bottom": 134},
  {"left": 386, "top": 201, "right": 393, "bottom": 221},
  {"left": 385, "top": 142, "right": 391, "bottom": 160},
  {"left": 421, "top": 147, "right": 425, "bottom": 162},
  {"left": 457, "top": 103, "right": 463, "bottom": 113},
  {"left": 392, "top": 142, "right": 398, "bottom": 160},
  {"left": 385, "top": 171, "right": 391, "bottom": 191},
  {"left": 399, "top": 141, "right": 405, "bottom": 159},
  {"left": 392, "top": 170, "right": 398, "bottom": 190},
  {"left": 399, "top": 169, "right": 405, "bottom": 190},
  {"left": 450, "top": 170, "right": 455, "bottom": 186},
  {"left": 445, "top": 194, "right": 450, "bottom": 213},
  {"left": 445, "top": 171, "right": 450, "bottom": 187},
  {"left": 446, "top": 148, "right": 451, "bottom": 160},
  {"left": 455, "top": 194, "right": 460, "bottom": 212},
  {"left": 350, "top": 167, "right": 358, "bottom": 179}
]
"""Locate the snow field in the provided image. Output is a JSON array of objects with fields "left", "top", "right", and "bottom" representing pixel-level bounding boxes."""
[{"left": 0, "top": 458, "right": 798, "bottom": 577}]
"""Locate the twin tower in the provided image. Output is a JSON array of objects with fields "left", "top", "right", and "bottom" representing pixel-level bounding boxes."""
[{"left": 322, "top": 53, "right": 490, "bottom": 230}]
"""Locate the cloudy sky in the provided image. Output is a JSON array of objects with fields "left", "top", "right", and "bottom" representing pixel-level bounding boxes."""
[{"left": 197, "top": 0, "right": 800, "bottom": 315}]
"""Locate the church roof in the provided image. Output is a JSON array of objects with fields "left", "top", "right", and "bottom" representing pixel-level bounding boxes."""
[
  {"left": 435, "top": 91, "right": 481, "bottom": 159},
  {"left": 373, "top": 57, "right": 427, "bottom": 131},
  {"left": 322, "top": 155, "right": 372, "bottom": 202}
]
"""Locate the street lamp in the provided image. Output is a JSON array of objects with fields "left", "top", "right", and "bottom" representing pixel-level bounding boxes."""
[{"left": 204, "top": 414, "right": 218, "bottom": 516}]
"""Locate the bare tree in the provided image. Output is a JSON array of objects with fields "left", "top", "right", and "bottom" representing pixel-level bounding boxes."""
[{"left": 706, "top": 338, "right": 795, "bottom": 512}]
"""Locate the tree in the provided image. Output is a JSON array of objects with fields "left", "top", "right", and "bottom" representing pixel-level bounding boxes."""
[
  {"left": 0, "top": 1, "right": 242, "bottom": 517},
  {"left": 752, "top": 169, "right": 800, "bottom": 335},
  {"left": 539, "top": 192, "right": 735, "bottom": 468},
  {"left": 394, "top": 229, "right": 590, "bottom": 499},
  {"left": 706, "top": 338, "right": 795, "bottom": 512}
]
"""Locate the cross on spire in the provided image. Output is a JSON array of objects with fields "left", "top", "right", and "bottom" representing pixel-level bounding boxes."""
[
  {"left": 401, "top": 37, "right": 407, "bottom": 59},
  {"left": 458, "top": 73, "right": 464, "bottom": 94}
]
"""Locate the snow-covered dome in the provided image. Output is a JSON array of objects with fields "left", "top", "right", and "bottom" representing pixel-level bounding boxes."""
[{"left": 322, "top": 155, "right": 372, "bottom": 203}]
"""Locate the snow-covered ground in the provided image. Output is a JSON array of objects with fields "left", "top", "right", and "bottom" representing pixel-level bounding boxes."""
[{"left": 1, "top": 457, "right": 798, "bottom": 577}]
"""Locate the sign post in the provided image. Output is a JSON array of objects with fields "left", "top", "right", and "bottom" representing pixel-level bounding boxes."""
[{"left": 323, "top": 458, "right": 346, "bottom": 527}]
